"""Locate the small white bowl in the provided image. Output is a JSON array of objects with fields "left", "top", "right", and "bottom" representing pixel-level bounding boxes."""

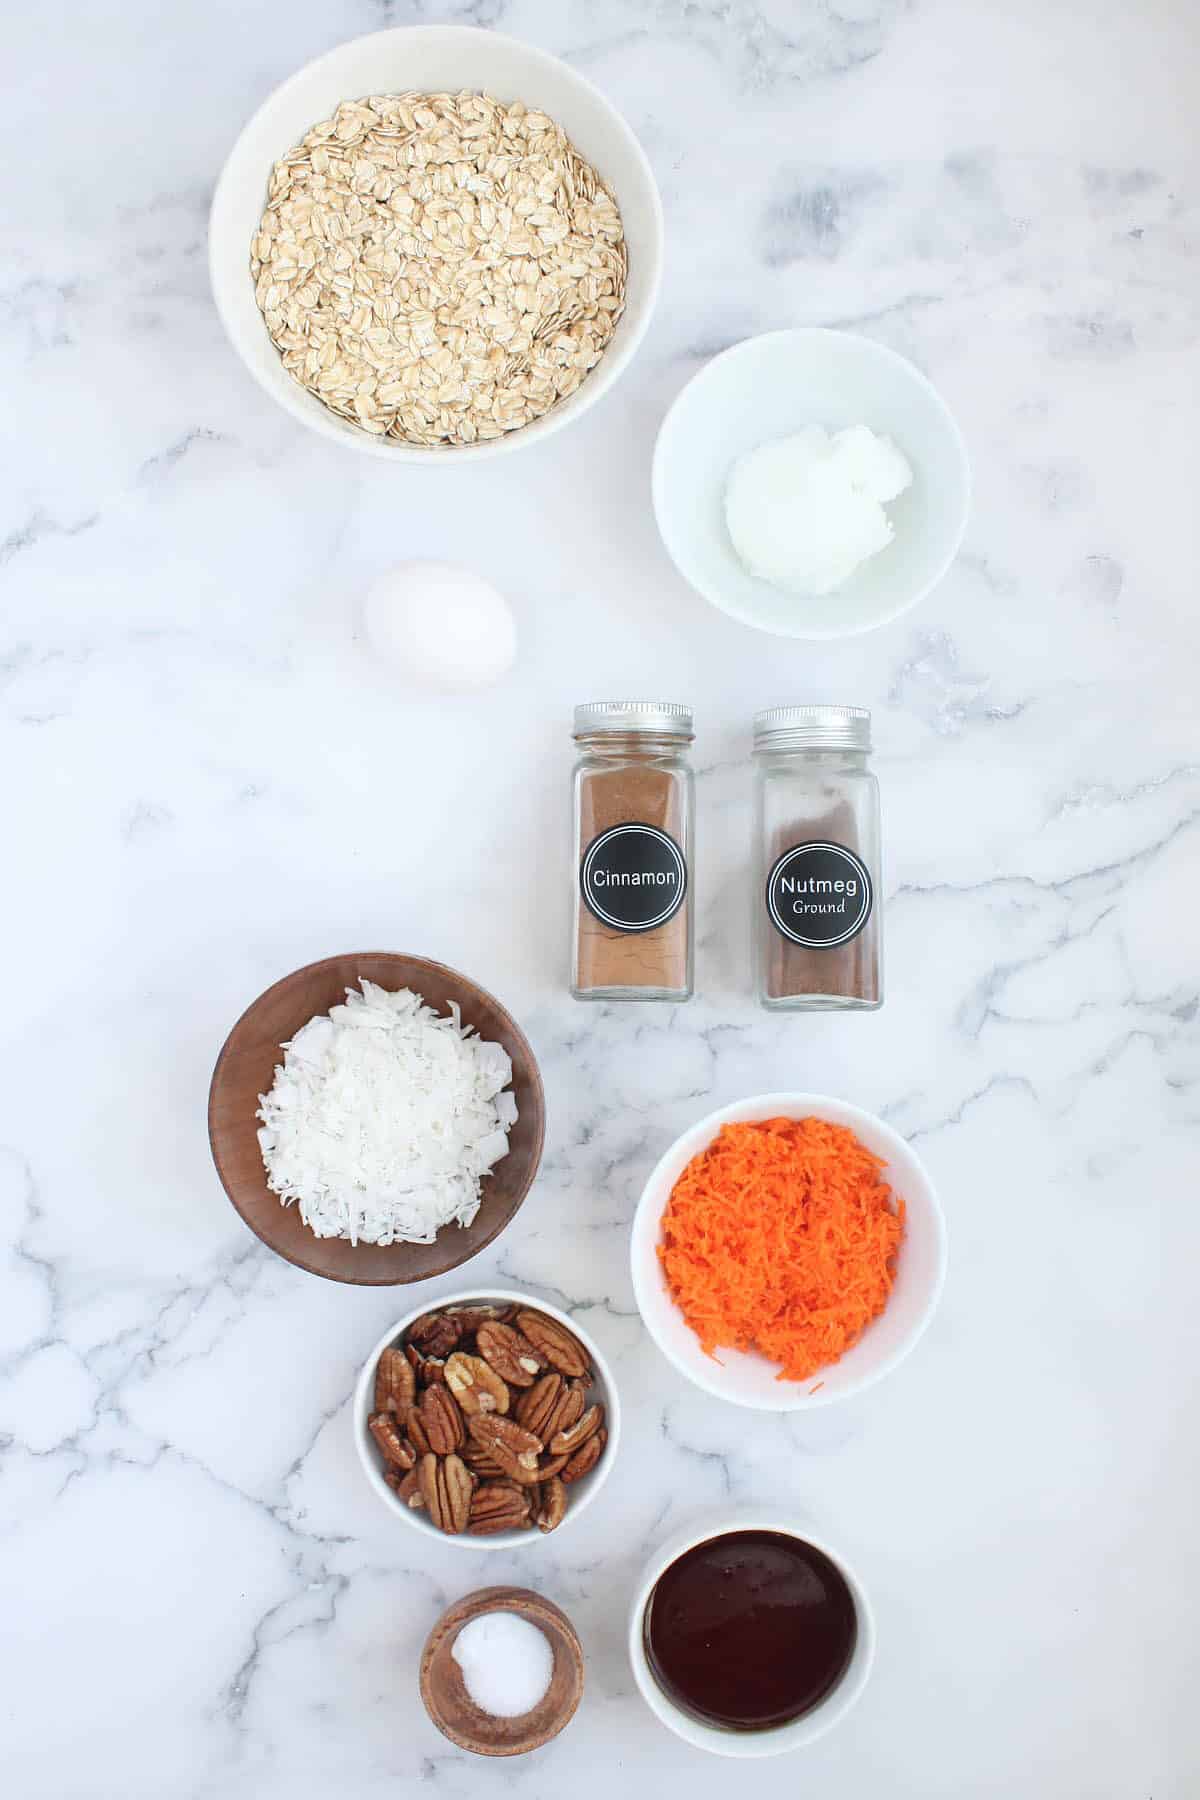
[
  {"left": 628, "top": 1512, "right": 876, "bottom": 1757},
  {"left": 653, "top": 328, "right": 970, "bottom": 637},
  {"left": 210, "top": 26, "right": 663, "bottom": 462},
  {"left": 630, "top": 1092, "right": 946, "bottom": 1411},
  {"left": 353, "top": 1288, "right": 620, "bottom": 1549}
]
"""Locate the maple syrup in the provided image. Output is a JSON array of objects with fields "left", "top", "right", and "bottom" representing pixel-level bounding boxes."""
[{"left": 643, "top": 1529, "right": 857, "bottom": 1731}]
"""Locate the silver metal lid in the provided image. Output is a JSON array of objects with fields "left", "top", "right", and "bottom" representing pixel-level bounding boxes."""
[
  {"left": 753, "top": 705, "right": 871, "bottom": 753},
  {"left": 573, "top": 700, "right": 694, "bottom": 739}
]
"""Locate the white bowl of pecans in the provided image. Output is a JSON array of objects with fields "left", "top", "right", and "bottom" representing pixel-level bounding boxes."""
[
  {"left": 355, "top": 1290, "right": 619, "bottom": 1548},
  {"left": 209, "top": 26, "right": 663, "bottom": 460}
]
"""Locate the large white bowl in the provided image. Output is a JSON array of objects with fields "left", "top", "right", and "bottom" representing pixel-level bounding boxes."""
[
  {"left": 628, "top": 1512, "right": 876, "bottom": 1757},
  {"left": 210, "top": 26, "right": 663, "bottom": 462},
  {"left": 353, "top": 1288, "right": 620, "bottom": 1549},
  {"left": 630, "top": 1092, "right": 946, "bottom": 1411},
  {"left": 653, "top": 328, "right": 969, "bottom": 637}
]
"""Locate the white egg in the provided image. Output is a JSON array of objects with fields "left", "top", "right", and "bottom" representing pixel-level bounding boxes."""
[{"left": 362, "top": 560, "right": 517, "bottom": 690}]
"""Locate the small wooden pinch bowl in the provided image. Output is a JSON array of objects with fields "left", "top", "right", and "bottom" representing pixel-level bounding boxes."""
[
  {"left": 207, "top": 952, "right": 545, "bottom": 1285},
  {"left": 420, "top": 1586, "right": 584, "bottom": 1756}
]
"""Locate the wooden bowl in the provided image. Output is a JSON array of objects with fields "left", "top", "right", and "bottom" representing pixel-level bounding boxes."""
[
  {"left": 420, "top": 1587, "right": 584, "bottom": 1756},
  {"left": 207, "top": 953, "right": 545, "bottom": 1285}
]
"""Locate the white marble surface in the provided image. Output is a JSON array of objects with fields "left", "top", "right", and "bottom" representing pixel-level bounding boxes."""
[{"left": 3, "top": 1, "right": 1199, "bottom": 1794}]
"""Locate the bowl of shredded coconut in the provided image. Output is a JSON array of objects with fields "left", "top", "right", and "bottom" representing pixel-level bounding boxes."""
[{"left": 208, "top": 953, "right": 545, "bottom": 1283}]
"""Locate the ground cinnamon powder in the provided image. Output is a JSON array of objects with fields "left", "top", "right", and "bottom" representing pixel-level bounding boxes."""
[
  {"left": 576, "top": 762, "right": 689, "bottom": 994},
  {"left": 572, "top": 707, "right": 694, "bottom": 1000}
]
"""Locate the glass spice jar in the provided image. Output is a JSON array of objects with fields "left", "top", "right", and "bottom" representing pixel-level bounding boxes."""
[
  {"left": 754, "top": 705, "right": 882, "bottom": 1011},
  {"left": 571, "top": 701, "right": 695, "bottom": 1002}
]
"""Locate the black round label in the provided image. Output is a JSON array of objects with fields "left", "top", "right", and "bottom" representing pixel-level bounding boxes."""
[
  {"left": 580, "top": 824, "right": 687, "bottom": 933},
  {"left": 766, "top": 841, "right": 873, "bottom": 949}
]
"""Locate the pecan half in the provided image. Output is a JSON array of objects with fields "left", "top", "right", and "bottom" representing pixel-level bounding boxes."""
[
  {"left": 537, "top": 1451, "right": 570, "bottom": 1480},
  {"left": 546, "top": 1382, "right": 585, "bottom": 1441},
  {"left": 514, "top": 1372, "right": 565, "bottom": 1438},
  {"left": 368, "top": 1411, "right": 416, "bottom": 1471},
  {"left": 515, "top": 1310, "right": 591, "bottom": 1380},
  {"left": 404, "top": 1402, "right": 432, "bottom": 1457},
  {"left": 467, "top": 1413, "right": 542, "bottom": 1484},
  {"left": 536, "top": 1476, "right": 567, "bottom": 1533},
  {"left": 550, "top": 1402, "right": 604, "bottom": 1458},
  {"left": 419, "top": 1383, "right": 464, "bottom": 1455},
  {"left": 476, "top": 1320, "right": 542, "bottom": 1388},
  {"left": 418, "top": 1452, "right": 474, "bottom": 1534},
  {"left": 374, "top": 1347, "right": 416, "bottom": 1415},
  {"left": 444, "top": 1351, "right": 510, "bottom": 1417},
  {"left": 407, "top": 1311, "right": 461, "bottom": 1358},
  {"left": 405, "top": 1344, "right": 446, "bottom": 1386},
  {"left": 517, "top": 1375, "right": 585, "bottom": 1443},
  {"left": 561, "top": 1427, "right": 606, "bottom": 1484},
  {"left": 444, "top": 1304, "right": 508, "bottom": 1335},
  {"left": 468, "top": 1481, "right": 532, "bottom": 1534},
  {"left": 462, "top": 1438, "right": 509, "bottom": 1479},
  {"left": 386, "top": 1467, "right": 424, "bottom": 1508}
]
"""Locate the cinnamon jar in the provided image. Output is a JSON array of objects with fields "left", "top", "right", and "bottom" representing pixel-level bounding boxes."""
[
  {"left": 754, "top": 705, "right": 882, "bottom": 1011},
  {"left": 571, "top": 702, "right": 694, "bottom": 1002}
]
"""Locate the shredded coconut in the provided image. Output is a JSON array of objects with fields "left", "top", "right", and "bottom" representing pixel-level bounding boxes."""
[{"left": 256, "top": 981, "right": 518, "bottom": 1245}]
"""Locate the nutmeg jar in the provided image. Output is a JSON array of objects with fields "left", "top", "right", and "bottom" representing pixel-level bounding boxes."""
[
  {"left": 571, "top": 702, "right": 695, "bottom": 1002},
  {"left": 754, "top": 705, "right": 882, "bottom": 1011}
]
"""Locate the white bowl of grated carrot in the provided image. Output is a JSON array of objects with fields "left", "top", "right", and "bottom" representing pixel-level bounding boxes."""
[{"left": 630, "top": 1093, "right": 946, "bottom": 1411}]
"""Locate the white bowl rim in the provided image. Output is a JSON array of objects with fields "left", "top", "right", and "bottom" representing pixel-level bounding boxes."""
[
  {"left": 630, "top": 1089, "right": 948, "bottom": 1411},
  {"left": 209, "top": 23, "right": 664, "bottom": 464},
  {"left": 353, "top": 1285, "right": 621, "bottom": 1549},
  {"left": 651, "top": 326, "right": 972, "bottom": 638},
  {"left": 627, "top": 1510, "right": 877, "bottom": 1757}
]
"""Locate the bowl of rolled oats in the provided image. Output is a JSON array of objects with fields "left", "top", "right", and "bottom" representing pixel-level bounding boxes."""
[{"left": 210, "top": 26, "right": 662, "bottom": 459}]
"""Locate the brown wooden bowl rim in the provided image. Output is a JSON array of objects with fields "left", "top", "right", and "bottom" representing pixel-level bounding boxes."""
[
  {"left": 206, "top": 952, "right": 546, "bottom": 1285},
  {"left": 419, "top": 1585, "right": 584, "bottom": 1755}
]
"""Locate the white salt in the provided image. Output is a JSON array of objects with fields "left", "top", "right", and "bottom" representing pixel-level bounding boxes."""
[
  {"left": 725, "top": 424, "right": 914, "bottom": 597},
  {"left": 451, "top": 1610, "right": 554, "bottom": 1718}
]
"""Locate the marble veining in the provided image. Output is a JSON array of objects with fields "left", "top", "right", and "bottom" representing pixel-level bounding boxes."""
[{"left": 2, "top": 0, "right": 1198, "bottom": 1795}]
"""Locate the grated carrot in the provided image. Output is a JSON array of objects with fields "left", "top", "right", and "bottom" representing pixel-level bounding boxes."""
[{"left": 657, "top": 1116, "right": 904, "bottom": 1383}]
